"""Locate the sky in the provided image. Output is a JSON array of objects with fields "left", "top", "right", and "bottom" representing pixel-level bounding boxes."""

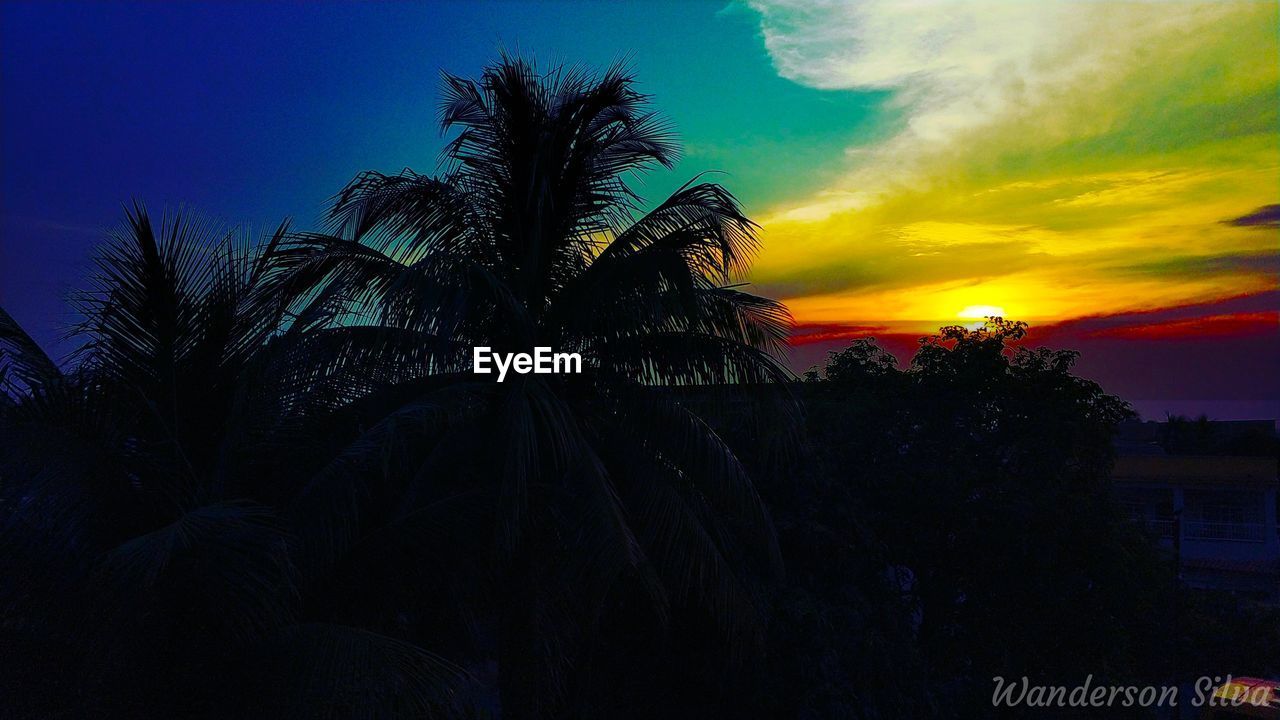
[{"left": 1, "top": 1, "right": 1277, "bottom": 419}]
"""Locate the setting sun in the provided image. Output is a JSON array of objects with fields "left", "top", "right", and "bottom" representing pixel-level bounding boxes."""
[{"left": 958, "top": 305, "right": 1006, "bottom": 319}]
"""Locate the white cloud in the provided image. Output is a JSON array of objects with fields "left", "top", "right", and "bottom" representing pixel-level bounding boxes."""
[{"left": 747, "top": 0, "right": 1236, "bottom": 219}]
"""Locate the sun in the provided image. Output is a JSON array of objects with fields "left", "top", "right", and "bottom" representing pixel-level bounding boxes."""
[{"left": 957, "top": 305, "right": 1006, "bottom": 319}]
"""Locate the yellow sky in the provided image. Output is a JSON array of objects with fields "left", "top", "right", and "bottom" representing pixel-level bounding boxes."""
[{"left": 746, "top": 1, "right": 1279, "bottom": 332}]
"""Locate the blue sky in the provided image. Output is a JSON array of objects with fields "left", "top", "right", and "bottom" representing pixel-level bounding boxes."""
[{"left": 1, "top": 0, "right": 884, "bottom": 352}]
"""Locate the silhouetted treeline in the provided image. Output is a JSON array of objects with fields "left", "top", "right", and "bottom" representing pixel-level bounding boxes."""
[
  {"left": 726, "top": 323, "right": 1280, "bottom": 718},
  {"left": 1157, "top": 415, "right": 1280, "bottom": 456}
]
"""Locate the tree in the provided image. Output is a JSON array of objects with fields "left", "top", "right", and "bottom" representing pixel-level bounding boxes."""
[
  {"left": 259, "top": 56, "right": 796, "bottom": 717},
  {"left": 1, "top": 57, "right": 796, "bottom": 719},
  {"left": 789, "top": 320, "right": 1171, "bottom": 717},
  {"left": 0, "top": 207, "right": 468, "bottom": 718}
]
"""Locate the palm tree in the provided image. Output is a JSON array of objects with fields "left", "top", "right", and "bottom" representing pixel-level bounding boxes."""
[
  {"left": 0, "top": 207, "right": 466, "bottom": 719},
  {"left": 259, "top": 56, "right": 795, "bottom": 716},
  {"left": 1, "top": 56, "right": 795, "bottom": 719}
]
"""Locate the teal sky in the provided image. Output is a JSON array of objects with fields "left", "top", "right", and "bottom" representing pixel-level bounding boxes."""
[{"left": 408, "top": 1, "right": 893, "bottom": 213}]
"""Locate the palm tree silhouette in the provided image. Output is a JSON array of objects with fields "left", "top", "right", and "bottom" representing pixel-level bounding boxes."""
[
  {"left": 262, "top": 56, "right": 795, "bottom": 715},
  {"left": 0, "top": 57, "right": 795, "bottom": 718},
  {"left": 1, "top": 208, "right": 466, "bottom": 718}
]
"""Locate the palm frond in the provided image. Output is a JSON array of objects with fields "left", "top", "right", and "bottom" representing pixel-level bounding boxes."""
[
  {"left": 328, "top": 170, "right": 480, "bottom": 260},
  {"left": 287, "top": 379, "right": 487, "bottom": 576},
  {"left": 612, "top": 441, "right": 766, "bottom": 657},
  {"left": 595, "top": 181, "right": 759, "bottom": 281},
  {"left": 604, "top": 384, "right": 783, "bottom": 576},
  {"left": 0, "top": 305, "right": 61, "bottom": 396},
  {"left": 97, "top": 500, "right": 296, "bottom": 645},
  {"left": 70, "top": 203, "right": 222, "bottom": 392},
  {"left": 241, "top": 623, "right": 470, "bottom": 720}
]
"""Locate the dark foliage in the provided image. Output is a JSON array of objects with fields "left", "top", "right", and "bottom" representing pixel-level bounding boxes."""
[
  {"left": 765, "top": 322, "right": 1277, "bottom": 718},
  {"left": 1, "top": 58, "right": 794, "bottom": 719},
  {"left": 762, "top": 324, "right": 1139, "bottom": 716}
]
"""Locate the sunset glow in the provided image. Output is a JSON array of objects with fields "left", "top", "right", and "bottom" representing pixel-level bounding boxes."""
[
  {"left": 746, "top": 1, "right": 1278, "bottom": 343},
  {"left": 957, "top": 306, "right": 1006, "bottom": 320}
]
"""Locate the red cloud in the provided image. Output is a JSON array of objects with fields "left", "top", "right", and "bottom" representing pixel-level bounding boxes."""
[
  {"left": 1081, "top": 311, "right": 1278, "bottom": 341},
  {"left": 788, "top": 322, "right": 890, "bottom": 346},
  {"left": 782, "top": 293, "right": 1279, "bottom": 420}
]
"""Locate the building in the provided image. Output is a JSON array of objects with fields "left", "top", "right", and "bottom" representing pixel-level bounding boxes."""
[{"left": 1112, "top": 448, "right": 1279, "bottom": 601}]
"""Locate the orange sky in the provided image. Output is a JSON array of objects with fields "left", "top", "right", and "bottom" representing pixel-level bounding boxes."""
[{"left": 745, "top": 1, "right": 1278, "bottom": 336}]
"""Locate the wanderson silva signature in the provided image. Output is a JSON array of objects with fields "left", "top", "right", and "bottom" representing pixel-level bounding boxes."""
[
  {"left": 992, "top": 675, "right": 1276, "bottom": 710},
  {"left": 473, "top": 347, "right": 583, "bottom": 382}
]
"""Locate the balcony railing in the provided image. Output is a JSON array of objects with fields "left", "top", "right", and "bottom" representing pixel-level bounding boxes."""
[
  {"left": 1146, "top": 518, "right": 1175, "bottom": 539},
  {"left": 1125, "top": 514, "right": 1271, "bottom": 543},
  {"left": 1183, "top": 521, "right": 1267, "bottom": 543}
]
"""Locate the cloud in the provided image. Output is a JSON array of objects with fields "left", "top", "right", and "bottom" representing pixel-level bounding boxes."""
[
  {"left": 1111, "top": 251, "right": 1280, "bottom": 280},
  {"left": 753, "top": 1, "right": 1110, "bottom": 137},
  {"left": 747, "top": 1, "right": 1237, "bottom": 205},
  {"left": 754, "top": 1, "right": 1077, "bottom": 90},
  {"left": 742, "top": 0, "right": 1279, "bottom": 332},
  {"left": 788, "top": 321, "right": 890, "bottom": 346},
  {"left": 1226, "top": 204, "right": 1280, "bottom": 229},
  {"left": 1078, "top": 311, "right": 1278, "bottom": 341}
]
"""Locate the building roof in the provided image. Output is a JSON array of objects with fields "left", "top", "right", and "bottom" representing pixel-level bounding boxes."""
[
  {"left": 1184, "top": 556, "right": 1280, "bottom": 575},
  {"left": 1112, "top": 455, "right": 1278, "bottom": 487}
]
